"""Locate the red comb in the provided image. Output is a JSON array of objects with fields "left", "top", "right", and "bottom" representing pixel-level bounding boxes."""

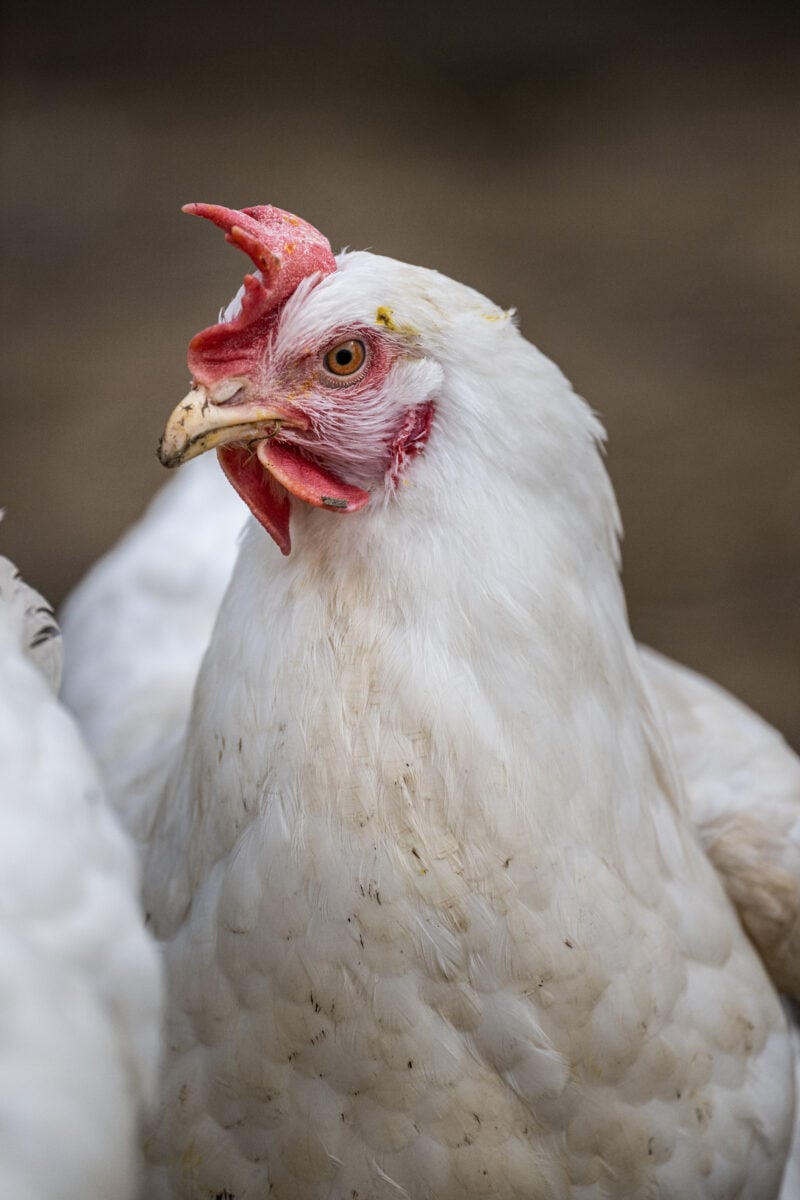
[{"left": 183, "top": 203, "right": 337, "bottom": 385}]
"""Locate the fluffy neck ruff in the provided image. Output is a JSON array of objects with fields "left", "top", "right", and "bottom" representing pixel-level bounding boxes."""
[{"left": 145, "top": 325, "right": 676, "bottom": 933}]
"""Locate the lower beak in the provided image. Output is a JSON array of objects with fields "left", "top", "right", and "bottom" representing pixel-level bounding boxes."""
[{"left": 158, "top": 384, "right": 308, "bottom": 468}]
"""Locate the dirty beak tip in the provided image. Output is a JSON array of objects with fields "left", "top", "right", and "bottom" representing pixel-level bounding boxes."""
[{"left": 157, "top": 439, "right": 176, "bottom": 468}]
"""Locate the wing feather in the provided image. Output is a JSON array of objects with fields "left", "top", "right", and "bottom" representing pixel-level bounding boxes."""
[{"left": 641, "top": 645, "right": 800, "bottom": 999}]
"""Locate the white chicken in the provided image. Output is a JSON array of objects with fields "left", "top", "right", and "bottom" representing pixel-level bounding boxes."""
[
  {"left": 0, "top": 554, "right": 162, "bottom": 1200},
  {"left": 61, "top": 204, "right": 799, "bottom": 1199}
]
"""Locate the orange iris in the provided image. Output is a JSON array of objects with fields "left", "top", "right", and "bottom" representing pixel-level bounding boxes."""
[{"left": 324, "top": 339, "right": 366, "bottom": 377}]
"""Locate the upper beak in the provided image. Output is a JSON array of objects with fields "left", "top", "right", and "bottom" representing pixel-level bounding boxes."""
[{"left": 158, "top": 384, "right": 309, "bottom": 468}]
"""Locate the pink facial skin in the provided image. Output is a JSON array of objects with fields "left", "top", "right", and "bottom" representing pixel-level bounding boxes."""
[{"left": 184, "top": 203, "right": 435, "bottom": 553}]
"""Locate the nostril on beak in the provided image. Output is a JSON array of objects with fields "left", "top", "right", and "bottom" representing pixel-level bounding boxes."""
[{"left": 214, "top": 386, "right": 246, "bottom": 408}]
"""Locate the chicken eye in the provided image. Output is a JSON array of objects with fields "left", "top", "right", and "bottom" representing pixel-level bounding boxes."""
[{"left": 323, "top": 340, "right": 366, "bottom": 377}]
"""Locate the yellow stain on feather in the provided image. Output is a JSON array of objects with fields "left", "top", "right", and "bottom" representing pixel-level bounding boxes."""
[
  {"left": 475, "top": 306, "right": 514, "bottom": 322},
  {"left": 181, "top": 1142, "right": 202, "bottom": 1171},
  {"left": 376, "top": 306, "right": 419, "bottom": 337}
]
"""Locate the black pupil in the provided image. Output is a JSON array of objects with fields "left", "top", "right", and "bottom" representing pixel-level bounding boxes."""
[{"left": 335, "top": 347, "right": 353, "bottom": 367}]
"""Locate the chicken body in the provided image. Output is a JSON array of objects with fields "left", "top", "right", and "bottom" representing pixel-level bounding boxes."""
[
  {"left": 63, "top": 219, "right": 799, "bottom": 1198},
  {"left": 0, "top": 556, "right": 162, "bottom": 1199}
]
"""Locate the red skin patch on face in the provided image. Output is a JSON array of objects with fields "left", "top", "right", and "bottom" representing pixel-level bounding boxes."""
[
  {"left": 387, "top": 401, "right": 436, "bottom": 488},
  {"left": 216, "top": 341, "right": 434, "bottom": 553}
]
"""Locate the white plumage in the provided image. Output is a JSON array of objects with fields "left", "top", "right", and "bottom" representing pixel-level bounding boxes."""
[
  {"left": 60, "top": 206, "right": 799, "bottom": 1198},
  {"left": 0, "top": 555, "right": 162, "bottom": 1200}
]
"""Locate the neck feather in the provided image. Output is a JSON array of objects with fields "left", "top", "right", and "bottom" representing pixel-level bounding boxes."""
[{"left": 145, "top": 364, "right": 670, "bottom": 929}]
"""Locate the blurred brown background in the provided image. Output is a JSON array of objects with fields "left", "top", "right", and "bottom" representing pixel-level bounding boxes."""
[{"left": 2, "top": 3, "right": 798, "bottom": 743}]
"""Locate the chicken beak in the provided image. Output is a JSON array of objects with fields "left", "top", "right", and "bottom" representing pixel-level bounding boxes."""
[{"left": 158, "top": 384, "right": 308, "bottom": 468}]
